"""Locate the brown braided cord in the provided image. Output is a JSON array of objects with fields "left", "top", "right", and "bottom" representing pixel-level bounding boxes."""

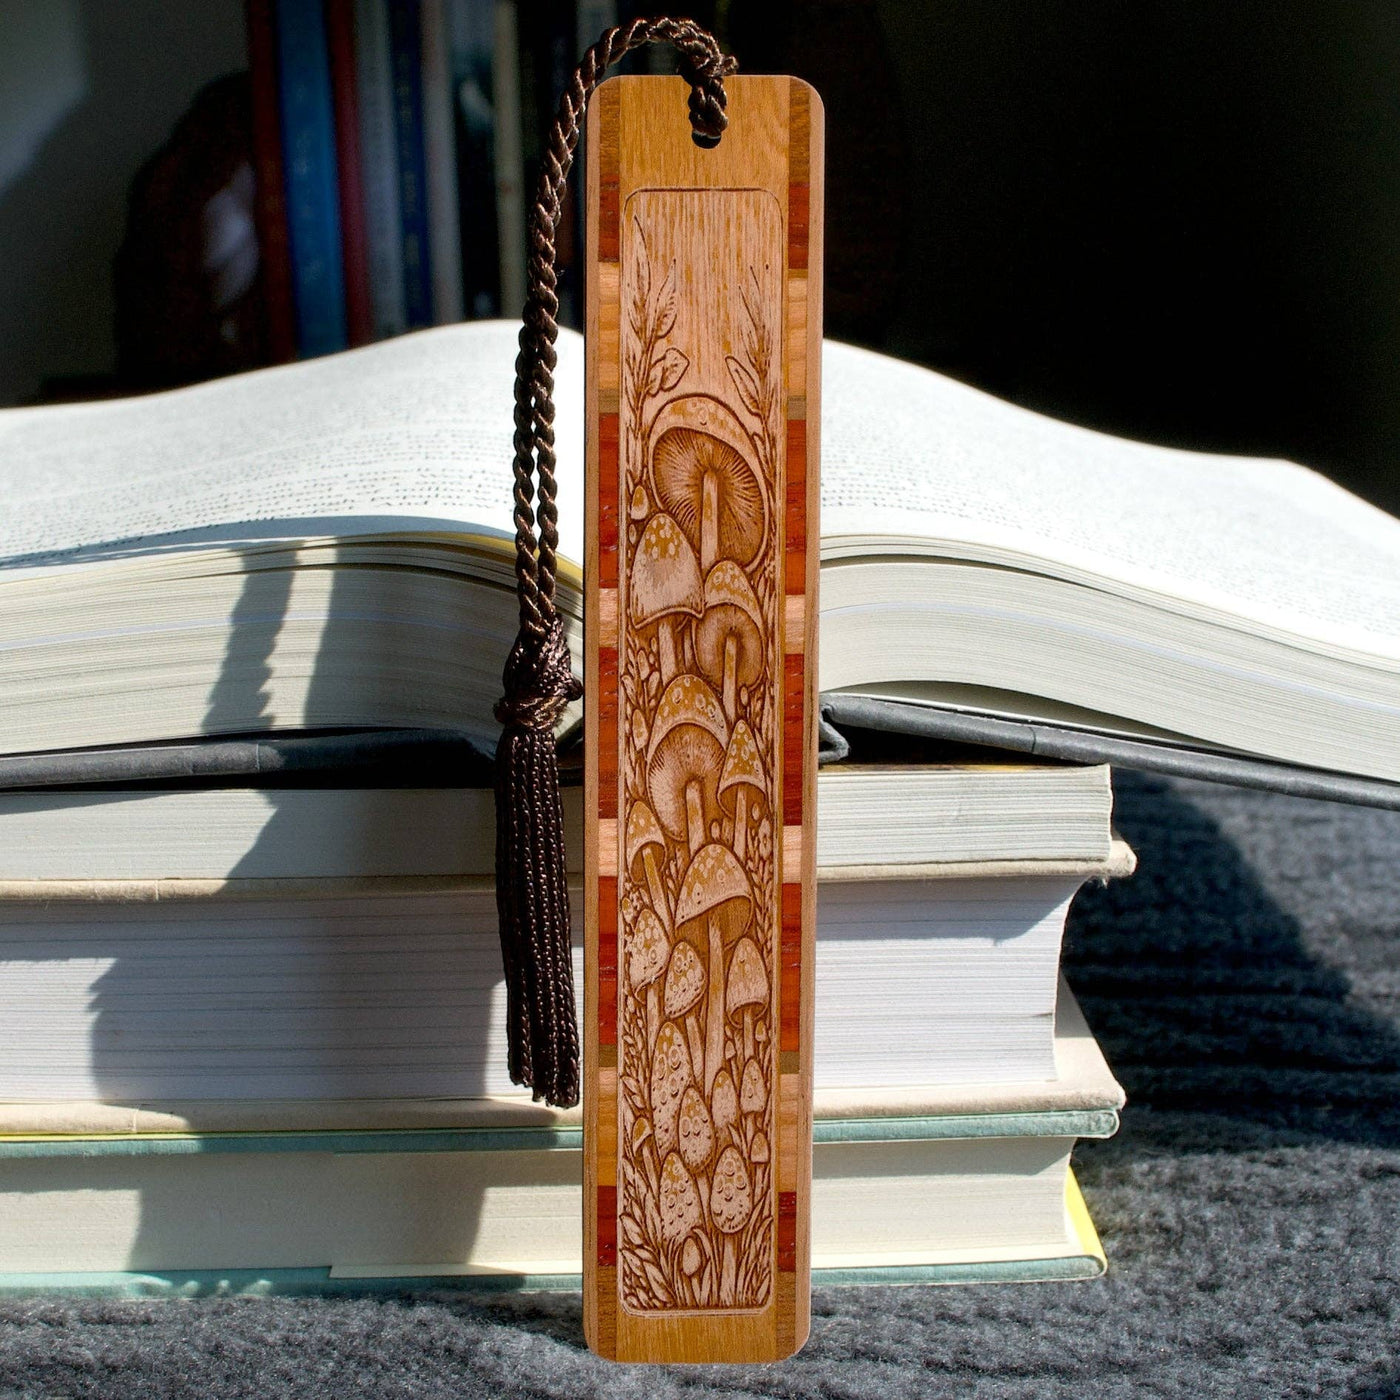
[{"left": 494, "top": 20, "right": 737, "bottom": 1108}]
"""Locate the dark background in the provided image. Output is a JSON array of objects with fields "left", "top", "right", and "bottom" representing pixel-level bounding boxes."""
[
  {"left": 713, "top": 0, "right": 1400, "bottom": 514},
  {"left": 3, "top": 0, "right": 1398, "bottom": 514}
]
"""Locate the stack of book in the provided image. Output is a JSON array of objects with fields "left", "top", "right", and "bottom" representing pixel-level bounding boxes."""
[
  {"left": 0, "top": 324, "right": 1396, "bottom": 1292},
  {"left": 0, "top": 758, "right": 1129, "bottom": 1290},
  {"left": 248, "top": 0, "right": 622, "bottom": 362}
]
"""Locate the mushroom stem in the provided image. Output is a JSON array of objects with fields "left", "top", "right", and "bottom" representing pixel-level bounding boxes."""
[
  {"left": 657, "top": 619, "right": 679, "bottom": 686},
  {"left": 646, "top": 985, "right": 661, "bottom": 1054},
  {"left": 642, "top": 849, "right": 671, "bottom": 927},
  {"left": 721, "top": 631, "right": 738, "bottom": 723},
  {"left": 733, "top": 800, "right": 748, "bottom": 864},
  {"left": 701, "top": 471, "right": 720, "bottom": 572},
  {"left": 720, "top": 1237, "right": 737, "bottom": 1307},
  {"left": 705, "top": 915, "right": 724, "bottom": 1095},
  {"left": 685, "top": 1014, "right": 704, "bottom": 1076},
  {"left": 684, "top": 780, "right": 705, "bottom": 858},
  {"left": 744, "top": 1007, "right": 755, "bottom": 1064}
]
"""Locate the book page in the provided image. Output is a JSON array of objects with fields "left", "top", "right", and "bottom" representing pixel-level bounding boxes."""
[
  {"left": 821, "top": 342, "right": 1400, "bottom": 657},
  {"left": 0, "top": 322, "right": 583, "bottom": 567},
  {"left": 3, "top": 323, "right": 1397, "bottom": 657}
]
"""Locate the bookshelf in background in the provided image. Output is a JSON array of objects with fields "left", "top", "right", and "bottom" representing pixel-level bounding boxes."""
[{"left": 247, "top": 0, "right": 659, "bottom": 361}]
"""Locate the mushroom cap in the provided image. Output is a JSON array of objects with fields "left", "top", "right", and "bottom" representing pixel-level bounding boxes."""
[
  {"left": 663, "top": 940, "right": 706, "bottom": 1021},
  {"left": 628, "top": 908, "right": 669, "bottom": 990},
  {"left": 646, "top": 676, "right": 729, "bottom": 843},
  {"left": 675, "top": 844, "right": 752, "bottom": 946},
  {"left": 740, "top": 1057, "right": 767, "bottom": 1114},
  {"left": 718, "top": 720, "right": 766, "bottom": 811},
  {"left": 681, "top": 1235, "right": 703, "bottom": 1276},
  {"left": 694, "top": 562, "right": 765, "bottom": 695},
  {"left": 677, "top": 1084, "right": 715, "bottom": 1173},
  {"left": 624, "top": 801, "right": 667, "bottom": 876},
  {"left": 659, "top": 1151, "right": 703, "bottom": 1244},
  {"left": 711, "top": 1068, "right": 739, "bottom": 1134},
  {"left": 650, "top": 396, "right": 766, "bottom": 570},
  {"left": 709, "top": 1145, "right": 754, "bottom": 1233},
  {"left": 650, "top": 1021, "right": 692, "bottom": 1158},
  {"left": 725, "top": 936, "right": 768, "bottom": 1016},
  {"left": 628, "top": 513, "right": 702, "bottom": 628},
  {"left": 750, "top": 1131, "right": 770, "bottom": 1163}
]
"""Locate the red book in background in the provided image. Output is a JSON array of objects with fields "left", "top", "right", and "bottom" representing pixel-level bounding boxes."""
[
  {"left": 245, "top": 0, "right": 298, "bottom": 363},
  {"left": 326, "top": 0, "right": 374, "bottom": 347}
]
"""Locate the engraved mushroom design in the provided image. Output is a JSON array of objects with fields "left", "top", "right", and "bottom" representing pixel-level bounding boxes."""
[
  {"left": 675, "top": 843, "right": 752, "bottom": 1096},
  {"left": 696, "top": 561, "right": 764, "bottom": 725},
  {"left": 616, "top": 249, "right": 780, "bottom": 1313},
  {"left": 629, "top": 513, "right": 702, "bottom": 687},
  {"left": 651, "top": 398, "right": 767, "bottom": 575},
  {"left": 646, "top": 675, "right": 728, "bottom": 858}
]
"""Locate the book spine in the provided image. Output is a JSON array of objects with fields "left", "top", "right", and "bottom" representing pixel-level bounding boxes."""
[
  {"left": 245, "top": 0, "right": 298, "bottom": 363},
  {"left": 492, "top": 0, "right": 525, "bottom": 317},
  {"left": 354, "top": 0, "right": 408, "bottom": 338},
  {"left": 326, "top": 0, "right": 374, "bottom": 346},
  {"left": 387, "top": 0, "right": 434, "bottom": 329},
  {"left": 449, "top": 0, "right": 500, "bottom": 319},
  {"left": 275, "top": 0, "right": 350, "bottom": 357},
  {"left": 421, "top": 0, "right": 465, "bottom": 324}
]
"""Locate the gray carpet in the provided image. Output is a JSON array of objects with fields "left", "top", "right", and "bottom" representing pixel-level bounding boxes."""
[{"left": 2, "top": 773, "right": 1399, "bottom": 1399}]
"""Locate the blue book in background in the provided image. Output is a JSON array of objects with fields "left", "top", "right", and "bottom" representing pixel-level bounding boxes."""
[
  {"left": 275, "top": 0, "right": 349, "bottom": 357},
  {"left": 388, "top": 0, "right": 434, "bottom": 329}
]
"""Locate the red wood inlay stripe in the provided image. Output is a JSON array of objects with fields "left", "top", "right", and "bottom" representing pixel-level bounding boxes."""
[
  {"left": 782, "top": 653, "right": 805, "bottom": 826},
  {"left": 598, "top": 413, "right": 620, "bottom": 588},
  {"left": 597, "top": 646, "right": 618, "bottom": 818},
  {"left": 784, "top": 418, "right": 807, "bottom": 594},
  {"left": 777, "top": 1191, "right": 798, "bottom": 1272},
  {"left": 787, "top": 185, "right": 809, "bottom": 271},
  {"left": 597, "top": 876, "right": 618, "bottom": 1045},
  {"left": 597, "top": 1184, "right": 618, "bottom": 1267},
  {"left": 780, "top": 882, "right": 802, "bottom": 1052},
  {"left": 599, "top": 179, "right": 620, "bottom": 262}
]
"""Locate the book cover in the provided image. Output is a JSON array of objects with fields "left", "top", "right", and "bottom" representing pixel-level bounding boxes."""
[
  {"left": 492, "top": 0, "right": 525, "bottom": 315},
  {"left": 450, "top": 0, "right": 501, "bottom": 318},
  {"left": 388, "top": 0, "right": 434, "bottom": 329},
  {"left": 326, "top": 0, "right": 375, "bottom": 346},
  {"left": 354, "top": 0, "right": 409, "bottom": 338},
  {"left": 274, "top": 0, "right": 350, "bottom": 357},
  {"left": 421, "top": 0, "right": 465, "bottom": 323},
  {"left": 244, "top": 0, "right": 297, "bottom": 362}
]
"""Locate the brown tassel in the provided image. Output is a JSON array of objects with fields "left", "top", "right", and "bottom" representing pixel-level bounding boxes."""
[
  {"left": 493, "top": 619, "right": 581, "bottom": 1105},
  {"left": 493, "top": 19, "right": 734, "bottom": 1108}
]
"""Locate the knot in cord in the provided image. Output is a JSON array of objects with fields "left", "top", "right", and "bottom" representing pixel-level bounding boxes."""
[
  {"left": 495, "top": 618, "right": 582, "bottom": 732},
  {"left": 671, "top": 36, "right": 739, "bottom": 147}
]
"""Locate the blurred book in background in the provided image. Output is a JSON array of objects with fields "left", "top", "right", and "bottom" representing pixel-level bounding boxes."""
[{"left": 244, "top": 0, "right": 619, "bottom": 361}]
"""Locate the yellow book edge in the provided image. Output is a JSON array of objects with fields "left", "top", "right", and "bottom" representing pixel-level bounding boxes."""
[{"left": 1064, "top": 1169, "right": 1107, "bottom": 1275}]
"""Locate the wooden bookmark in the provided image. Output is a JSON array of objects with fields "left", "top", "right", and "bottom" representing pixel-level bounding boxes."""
[{"left": 583, "top": 74, "right": 823, "bottom": 1363}]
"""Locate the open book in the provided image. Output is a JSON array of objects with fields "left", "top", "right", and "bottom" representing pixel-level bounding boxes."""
[{"left": 1, "top": 321, "right": 1396, "bottom": 786}]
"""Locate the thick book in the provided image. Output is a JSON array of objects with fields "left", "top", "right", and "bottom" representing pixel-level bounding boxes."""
[
  {"left": 0, "top": 987, "right": 1119, "bottom": 1291},
  {"left": 0, "top": 323, "right": 1395, "bottom": 791},
  {"left": 0, "top": 769, "right": 1129, "bottom": 1100}
]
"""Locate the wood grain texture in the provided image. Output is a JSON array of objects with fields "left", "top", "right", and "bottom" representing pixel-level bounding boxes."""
[{"left": 584, "top": 74, "right": 822, "bottom": 1364}]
